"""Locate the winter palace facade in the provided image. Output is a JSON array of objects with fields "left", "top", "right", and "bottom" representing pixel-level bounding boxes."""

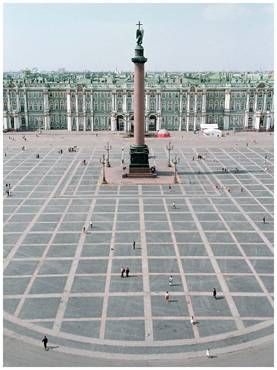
[{"left": 3, "top": 70, "right": 274, "bottom": 132}]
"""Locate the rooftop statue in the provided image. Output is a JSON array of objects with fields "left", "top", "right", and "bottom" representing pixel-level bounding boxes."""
[{"left": 136, "top": 21, "right": 144, "bottom": 46}]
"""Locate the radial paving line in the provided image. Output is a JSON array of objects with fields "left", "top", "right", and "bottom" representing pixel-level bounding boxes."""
[
  {"left": 222, "top": 148, "right": 274, "bottom": 212},
  {"left": 3, "top": 148, "right": 58, "bottom": 226},
  {"left": 52, "top": 184, "right": 100, "bottom": 333},
  {"left": 139, "top": 194, "right": 154, "bottom": 341},
  {"left": 222, "top": 148, "right": 273, "bottom": 197},
  {"left": 185, "top": 198, "right": 245, "bottom": 331},
  {"left": 73, "top": 149, "right": 96, "bottom": 197},
  {"left": 98, "top": 197, "right": 119, "bottom": 339},
  {"left": 3, "top": 150, "right": 42, "bottom": 179},
  {"left": 237, "top": 146, "right": 274, "bottom": 180},
  {"left": 162, "top": 198, "right": 200, "bottom": 339},
  {"left": 211, "top": 203, "right": 274, "bottom": 308},
  {"left": 13, "top": 198, "right": 74, "bottom": 318},
  {"left": 3, "top": 153, "right": 75, "bottom": 269},
  {"left": 205, "top": 152, "right": 273, "bottom": 252}
]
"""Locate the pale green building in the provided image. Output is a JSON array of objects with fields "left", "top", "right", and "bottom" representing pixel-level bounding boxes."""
[{"left": 3, "top": 70, "right": 274, "bottom": 132}]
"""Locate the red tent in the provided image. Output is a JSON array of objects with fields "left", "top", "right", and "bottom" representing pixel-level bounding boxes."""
[{"left": 156, "top": 129, "right": 170, "bottom": 138}]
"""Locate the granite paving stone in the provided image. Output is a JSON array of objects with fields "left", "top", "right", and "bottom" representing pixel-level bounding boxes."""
[{"left": 107, "top": 296, "right": 144, "bottom": 317}]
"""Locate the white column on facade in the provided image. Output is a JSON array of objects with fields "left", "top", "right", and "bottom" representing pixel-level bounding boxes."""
[
  {"left": 126, "top": 116, "right": 131, "bottom": 132},
  {"left": 7, "top": 90, "right": 11, "bottom": 112},
  {"left": 16, "top": 90, "right": 20, "bottom": 112},
  {"left": 111, "top": 113, "right": 116, "bottom": 131},
  {"left": 156, "top": 115, "right": 161, "bottom": 131},
  {"left": 83, "top": 92, "right": 86, "bottom": 131},
  {"left": 145, "top": 116, "right": 149, "bottom": 133},
  {"left": 24, "top": 89, "right": 29, "bottom": 129},
  {"left": 201, "top": 91, "right": 206, "bottom": 125},
  {"left": 123, "top": 92, "right": 127, "bottom": 113},
  {"left": 145, "top": 92, "right": 150, "bottom": 113},
  {"left": 43, "top": 90, "right": 50, "bottom": 130},
  {"left": 263, "top": 91, "right": 267, "bottom": 112},
  {"left": 112, "top": 91, "right": 117, "bottom": 112},
  {"left": 3, "top": 113, "right": 8, "bottom": 130},
  {"left": 244, "top": 91, "right": 250, "bottom": 128},
  {"left": 157, "top": 92, "right": 161, "bottom": 112},
  {"left": 90, "top": 90, "right": 94, "bottom": 131},
  {"left": 254, "top": 113, "right": 260, "bottom": 130},
  {"left": 254, "top": 92, "right": 258, "bottom": 112},
  {"left": 186, "top": 92, "right": 190, "bottom": 131},
  {"left": 266, "top": 114, "right": 271, "bottom": 130},
  {"left": 193, "top": 93, "right": 197, "bottom": 130},
  {"left": 75, "top": 93, "right": 79, "bottom": 131},
  {"left": 14, "top": 115, "right": 19, "bottom": 130},
  {"left": 66, "top": 90, "right": 72, "bottom": 131},
  {"left": 253, "top": 92, "right": 258, "bottom": 129},
  {"left": 178, "top": 92, "right": 183, "bottom": 131},
  {"left": 224, "top": 89, "right": 230, "bottom": 130},
  {"left": 124, "top": 115, "right": 128, "bottom": 132}
]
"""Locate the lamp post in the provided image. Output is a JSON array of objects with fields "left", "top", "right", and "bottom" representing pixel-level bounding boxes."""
[
  {"left": 105, "top": 142, "right": 112, "bottom": 167},
  {"left": 172, "top": 155, "right": 179, "bottom": 184},
  {"left": 100, "top": 154, "right": 107, "bottom": 184},
  {"left": 166, "top": 141, "right": 174, "bottom": 167}
]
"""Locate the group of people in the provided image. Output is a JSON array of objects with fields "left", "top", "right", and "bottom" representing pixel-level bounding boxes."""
[
  {"left": 5, "top": 183, "right": 12, "bottom": 196},
  {"left": 82, "top": 221, "right": 93, "bottom": 233},
  {"left": 120, "top": 267, "right": 130, "bottom": 278}
]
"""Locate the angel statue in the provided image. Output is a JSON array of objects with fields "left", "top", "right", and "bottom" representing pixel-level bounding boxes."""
[{"left": 136, "top": 21, "right": 144, "bottom": 46}]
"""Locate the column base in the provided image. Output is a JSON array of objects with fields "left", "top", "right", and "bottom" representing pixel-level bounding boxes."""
[{"left": 127, "top": 144, "right": 157, "bottom": 177}]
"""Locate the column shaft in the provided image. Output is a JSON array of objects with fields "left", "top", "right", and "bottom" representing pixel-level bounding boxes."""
[{"left": 134, "top": 63, "right": 145, "bottom": 145}]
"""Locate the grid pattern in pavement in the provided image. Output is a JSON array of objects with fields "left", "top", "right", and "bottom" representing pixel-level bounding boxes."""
[{"left": 3, "top": 135, "right": 274, "bottom": 357}]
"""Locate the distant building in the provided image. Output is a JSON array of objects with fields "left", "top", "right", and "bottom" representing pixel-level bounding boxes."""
[{"left": 3, "top": 71, "right": 274, "bottom": 132}]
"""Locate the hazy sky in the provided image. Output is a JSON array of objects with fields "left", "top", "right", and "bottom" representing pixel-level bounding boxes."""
[{"left": 3, "top": 3, "right": 274, "bottom": 72}]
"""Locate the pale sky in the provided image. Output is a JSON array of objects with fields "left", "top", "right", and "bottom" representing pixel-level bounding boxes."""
[{"left": 3, "top": 3, "right": 274, "bottom": 72}]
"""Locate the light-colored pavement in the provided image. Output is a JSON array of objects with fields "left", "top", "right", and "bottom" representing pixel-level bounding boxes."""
[
  {"left": 3, "top": 131, "right": 274, "bottom": 365},
  {"left": 3, "top": 334, "right": 274, "bottom": 367}
]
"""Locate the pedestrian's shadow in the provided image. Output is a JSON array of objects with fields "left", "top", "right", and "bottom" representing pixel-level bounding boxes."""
[
  {"left": 193, "top": 321, "right": 200, "bottom": 325},
  {"left": 47, "top": 346, "right": 59, "bottom": 351},
  {"left": 169, "top": 299, "right": 178, "bottom": 303},
  {"left": 209, "top": 355, "right": 218, "bottom": 359},
  {"left": 215, "top": 296, "right": 225, "bottom": 300},
  {"left": 171, "top": 283, "right": 181, "bottom": 287}
]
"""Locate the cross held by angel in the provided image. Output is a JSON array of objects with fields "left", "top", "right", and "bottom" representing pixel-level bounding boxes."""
[{"left": 136, "top": 21, "right": 144, "bottom": 46}]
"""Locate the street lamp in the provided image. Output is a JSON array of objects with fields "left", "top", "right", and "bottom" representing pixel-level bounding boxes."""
[
  {"left": 100, "top": 154, "right": 107, "bottom": 184},
  {"left": 166, "top": 141, "right": 174, "bottom": 167},
  {"left": 105, "top": 142, "right": 112, "bottom": 167},
  {"left": 172, "top": 155, "right": 180, "bottom": 184}
]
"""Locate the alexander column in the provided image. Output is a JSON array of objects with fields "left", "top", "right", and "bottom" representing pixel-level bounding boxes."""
[{"left": 128, "top": 21, "right": 154, "bottom": 176}]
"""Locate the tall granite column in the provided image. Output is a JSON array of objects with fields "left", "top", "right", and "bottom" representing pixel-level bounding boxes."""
[{"left": 129, "top": 22, "right": 151, "bottom": 175}]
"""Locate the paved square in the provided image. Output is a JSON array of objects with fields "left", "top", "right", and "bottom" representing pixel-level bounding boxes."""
[{"left": 3, "top": 132, "right": 273, "bottom": 359}]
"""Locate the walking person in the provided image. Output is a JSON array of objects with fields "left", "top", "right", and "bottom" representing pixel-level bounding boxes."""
[
  {"left": 125, "top": 266, "right": 130, "bottom": 277},
  {"left": 82, "top": 226, "right": 86, "bottom": 233},
  {"left": 190, "top": 316, "right": 195, "bottom": 325},
  {"left": 262, "top": 216, "right": 266, "bottom": 224},
  {"left": 206, "top": 348, "right": 210, "bottom": 358},
  {"left": 90, "top": 221, "right": 93, "bottom": 229},
  {"left": 42, "top": 335, "right": 48, "bottom": 351},
  {"left": 121, "top": 267, "right": 125, "bottom": 278},
  {"left": 172, "top": 201, "right": 176, "bottom": 209},
  {"left": 165, "top": 291, "right": 170, "bottom": 303},
  {"left": 133, "top": 240, "right": 136, "bottom": 250},
  {"left": 168, "top": 275, "right": 173, "bottom": 286},
  {"left": 213, "top": 288, "right": 217, "bottom": 299}
]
